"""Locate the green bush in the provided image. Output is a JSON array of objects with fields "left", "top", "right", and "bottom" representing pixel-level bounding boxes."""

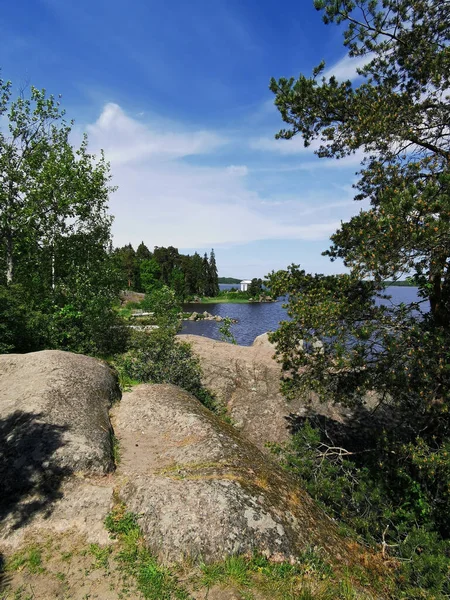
[
  {"left": 271, "top": 420, "right": 450, "bottom": 598},
  {"left": 0, "top": 266, "right": 128, "bottom": 357},
  {"left": 112, "top": 287, "right": 218, "bottom": 410},
  {"left": 48, "top": 300, "right": 128, "bottom": 356},
  {"left": 113, "top": 329, "right": 217, "bottom": 411},
  {"left": 0, "top": 285, "right": 49, "bottom": 353}
]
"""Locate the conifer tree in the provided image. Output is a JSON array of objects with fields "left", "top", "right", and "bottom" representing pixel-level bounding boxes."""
[{"left": 208, "top": 249, "right": 219, "bottom": 297}]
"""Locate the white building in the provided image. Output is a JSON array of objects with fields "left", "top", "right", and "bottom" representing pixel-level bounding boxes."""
[{"left": 240, "top": 279, "right": 252, "bottom": 292}]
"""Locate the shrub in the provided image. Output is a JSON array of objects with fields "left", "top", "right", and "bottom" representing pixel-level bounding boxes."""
[
  {"left": 113, "top": 329, "right": 218, "bottom": 411},
  {"left": 0, "top": 285, "right": 49, "bottom": 353},
  {"left": 271, "top": 419, "right": 450, "bottom": 598}
]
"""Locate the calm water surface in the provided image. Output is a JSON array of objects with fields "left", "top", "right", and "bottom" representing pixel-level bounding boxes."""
[{"left": 180, "top": 285, "right": 426, "bottom": 346}]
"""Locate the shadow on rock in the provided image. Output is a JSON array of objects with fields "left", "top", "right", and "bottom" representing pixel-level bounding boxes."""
[
  {"left": 0, "top": 411, "right": 71, "bottom": 530},
  {"left": 285, "top": 402, "right": 401, "bottom": 453}
]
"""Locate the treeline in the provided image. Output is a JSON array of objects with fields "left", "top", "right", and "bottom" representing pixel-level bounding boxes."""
[
  {"left": 384, "top": 280, "right": 415, "bottom": 287},
  {"left": 218, "top": 277, "right": 241, "bottom": 284},
  {"left": 113, "top": 243, "right": 220, "bottom": 300}
]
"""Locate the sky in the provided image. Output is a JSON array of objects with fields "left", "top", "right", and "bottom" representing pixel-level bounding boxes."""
[{"left": 1, "top": 0, "right": 370, "bottom": 278}]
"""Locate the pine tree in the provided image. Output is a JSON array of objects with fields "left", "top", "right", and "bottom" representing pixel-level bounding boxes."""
[
  {"left": 202, "top": 253, "right": 210, "bottom": 295},
  {"left": 208, "top": 249, "right": 219, "bottom": 297}
]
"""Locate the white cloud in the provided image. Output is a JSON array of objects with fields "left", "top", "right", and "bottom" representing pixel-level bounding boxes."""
[
  {"left": 85, "top": 103, "right": 359, "bottom": 249},
  {"left": 323, "top": 53, "right": 374, "bottom": 81},
  {"left": 86, "top": 103, "right": 226, "bottom": 165},
  {"left": 299, "top": 149, "right": 367, "bottom": 170},
  {"left": 226, "top": 165, "right": 248, "bottom": 176},
  {"left": 249, "top": 135, "right": 321, "bottom": 155},
  {"left": 249, "top": 137, "right": 366, "bottom": 170}
]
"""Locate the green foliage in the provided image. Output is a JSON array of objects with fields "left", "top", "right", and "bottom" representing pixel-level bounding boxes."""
[
  {"left": 113, "top": 244, "right": 138, "bottom": 289},
  {"left": 113, "top": 286, "right": 218, "bottom": 411},
  {"left": 88, "top": 543, "right": 113, "bottom": 570},
  {"left": 141, "top": 286, "right": 182, "bottom": 331},
  {"left": 270, "top": 0, "right": 450, "bottom": 325},
  {"left": 247, "top": 278, "right": 263, "bottom": 298},
  {"left": 7, "top": 546, "right": 43, "bottom": 574},
  {"left": 0, "top": 284, "right": 47, "bottom": 353},
  {"left": 218, "top": 277, "right": 241, "bottom": 284},
  {"left": 271, "top": 419, "right": 450, "bottom": 598},
  {"left": 111, "top": 432, "right": 121, "bottom": 466},
  {"left": 384, "top": 280, "right": 416, "bottom": 287},
  {"left": 104, "top": 508, "right": 139, "bottom": 537},
  {"left": 206, "top": 249, "right": 220, "bottom": 297},
  {"left": 0, "top": 78, "right": 126, "bottom": 356},
  {"left": 267, "top": 270, "right": 450, "bottom": 598},
  {"left": 200, "top": 555, "right": 252, "bottom": 588},
  {"left": 140, "top": 258, "right": 162, "bottom": 294},
  {"left": 197, "top": 552, "right": 369, "bottom": 600},
  {"left": 113, "top": 329, "right": 217, "bottom": 411},
  {"left": 201, "top": 289, "right": 249, "bottom": 303},
  {"left": 0, "top": 271, "right": 128, "bottom": 357},
  {"left": 268, "top": 3, "right": 450, "bottom": 597},
  {"left": 218, "top": 316, "right": 237, "bottom": 344},
  {"left": 48, "top": 261, "right": 128, "bottom": 355}
]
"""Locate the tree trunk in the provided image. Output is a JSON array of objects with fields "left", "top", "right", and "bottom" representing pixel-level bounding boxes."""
[
  {"left": 429, "top": 264, "right": 450, "bottom": 328},
  {"left": 51, "top": 247, "right": 55, "bottom": 292},
  {"left": 6, "top": 233, "right": 13, "bottom": 284},
  {"left": 5, "top": 180, "right": 15, "bottom": 284}
]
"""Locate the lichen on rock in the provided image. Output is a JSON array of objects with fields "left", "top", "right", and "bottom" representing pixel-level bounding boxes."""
[{"left": 112, "top": 383, "right": 359, "bottom": 566}]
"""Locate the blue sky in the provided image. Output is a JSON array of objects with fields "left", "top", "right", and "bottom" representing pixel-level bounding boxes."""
[{"left": 1, "top": 0, "right": 369, "bottom": 278}]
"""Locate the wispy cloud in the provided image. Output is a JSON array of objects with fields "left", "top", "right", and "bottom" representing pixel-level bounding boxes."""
[
  {"left": 299, "top": 149, "right": 366, "bottom": 170},
  {"left": 226, "top": 165, "right": 249, "bottom": 176},
  {"left": 85, "top": 104, "right": 354, "bottom": 249},
  {"left": 87, "top": 103, "right": 226, "bottom": 165},
  {"left": 323, "top": 53, "right": 373, "bottom": 81},
  {"left": 248, "top": 135, "right": 365, "bottom": 170},
  {"left": 249, "top": 135, "right": 321, "bottom": 155}
]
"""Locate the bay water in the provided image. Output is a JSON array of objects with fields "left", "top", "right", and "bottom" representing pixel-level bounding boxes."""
[{"left": 180, "top": 285, "right": 426, "bottom": 346}]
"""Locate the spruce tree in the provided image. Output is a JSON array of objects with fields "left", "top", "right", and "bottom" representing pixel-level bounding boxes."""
[
  {"left": 208, "top": 249, "right": 219, "bottom": 297},
  {"left": 202, "top": 253, "right": 210, "bottom": 295}
]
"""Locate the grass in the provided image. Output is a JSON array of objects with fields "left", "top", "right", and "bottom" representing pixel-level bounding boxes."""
[
  {"left": 6, "top": 546, "right": 44, "bottom": 574},
  {"left": 2, "top": 507, "right": 392, "bottom": 600},
  {"left": 117, "top": 306, "right": 133, "bottom": 319},
  {"left": 105, "top": 505, "right": 384, "bottom": 600},
  {"left": 196, "top": 552, "right": 375, "bottom": 600},
  {"left": 89, "top": 543, "right": 113, "bottom": 570},
  {"left": 111, "top": 432, "right": 121, "bottom": 465},
  {"left": 115, "top": 367, "right": 140, "bottom": 392},
  {"left": 200, "top": 555, "right": 251, "bottom": 588},
  {"left": 104, "top": 504, "right": 191, "bottom": 600}
]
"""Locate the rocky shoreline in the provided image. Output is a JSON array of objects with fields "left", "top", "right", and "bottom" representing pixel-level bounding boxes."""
[{"left": 183, "top": 310, "right": 238, "bottom": 323}]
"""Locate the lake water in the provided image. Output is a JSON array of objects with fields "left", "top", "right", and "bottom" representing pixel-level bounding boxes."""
[{"left": 180, "top": 284, "right": 426, "bottom": 346}]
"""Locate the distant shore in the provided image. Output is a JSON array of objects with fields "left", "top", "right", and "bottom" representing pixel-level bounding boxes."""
[
  {"left": 385, "top": 281, "right": 416, "bottom": 287},
  {"left": 217, "top": 277, "right": 241, "bottom": 284},
  {"left": 189, "top": 297, "right": 276, "bottom": 304},
  {"left": 190, "top": 296, "right": 250, "bottom": 304}
]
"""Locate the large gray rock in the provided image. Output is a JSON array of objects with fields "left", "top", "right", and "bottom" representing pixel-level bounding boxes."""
[
  {"left": 0, "top": 350, "right": 120, "bottom": 533},
  {"left": 179, "top": 335, "right": 349, "bottom": 451},
  {"left": 0, "top": 350, "right": 119, "bottom": 475},
  {"left": 252, "top": 332, "right": 276, "bottom": 351},
  {"left": 112, "top": 384, "right": 358, "bottom": 566}
]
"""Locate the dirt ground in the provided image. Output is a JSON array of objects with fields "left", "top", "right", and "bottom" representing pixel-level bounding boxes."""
[{"left": 0, "top": 532, "right": 264, "bottom": 600}]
